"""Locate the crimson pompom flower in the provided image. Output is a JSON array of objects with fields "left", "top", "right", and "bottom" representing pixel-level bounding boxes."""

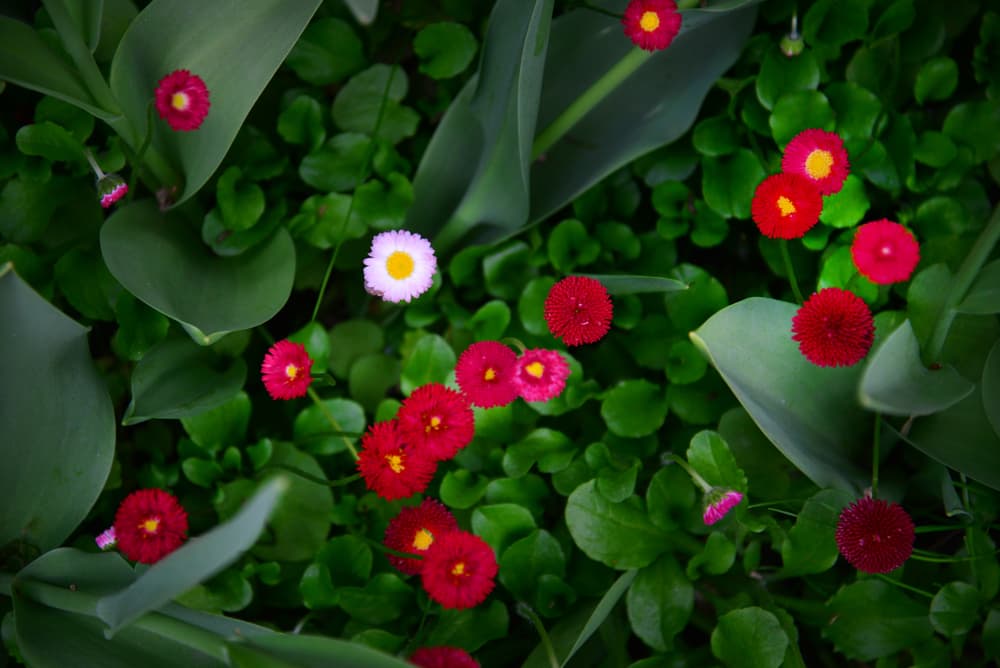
[
  {"left": 703, "top": 490, "right": 743, "bottom": 526},
  {"left": 410, "top": 646, "right": 479, "bottom": 668},
  {"left": 155, "top": 69, "right": 210, "bottom": 131},
  {"left": 544, "top": 276, "right": 614, "bottom": 346},
  {"left": 622, "top": 0, "right": 682, "bottom": 51},
  {"left": 455, "top": 341, "right": 519, "bottom": 408},
  {"left": 514, "top": 349, "right": 571, "bottom": 403},
  {"left": 750, "top": 173, "right": 823, "bottom": 239},
  {"left": 357, "top": 420, "right": 436, "bottom": 501},
  {"left": 791, "top": 288, "right": 874, "bottom": 367},
  {"left": 397, "top": 384, "right": 475, "bottom": 461},
  {"left": 836, "top": 496, "right": 915, "bottom": 573},
  {"left": 384, "top": 499, "right": 459, "bottom": 575},
  {"left": 421, "top": 531, "right": 498, "bottom": 609},
  {"left": 851, "top": 219, "right": 921, "bottom": 285},
  {"left": 781, "top": 128, "right": 850, "bottom": 195},
  {"left": 113, "top": 489, "right": 188, "bottom": 564},
  {"left": 260, "top": 340, "right": 313, "bottom": 400}
]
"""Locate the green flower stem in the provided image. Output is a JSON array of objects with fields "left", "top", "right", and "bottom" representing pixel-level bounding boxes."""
[
  {"left": 41, "top": 0, "right": 121, "bottom": 115},
  {"left": 83, "top": 148, "right": 106, "bottom": 179},
  {"left": 779, "top": 239, "right": 804, "bottom": 304},
  {"left": 306, "top": 387, "right": 359, "bottom": 459},
  {"left": 518, "top": 604, "right": 560, "bottom": 668},
  {"left": 667, "top": 453, "right": 712, "bottom": 493},
  {"left": 871, "top": 413, "right": 881, "bottom": 499},
  {"left": 126, "top": 102, "right": 157, "bottom": 204},
  {"left": 914, "top": 523, "right": 970, "bottom": 533},
  {"left": 876, "top": 574, "right": 934, "bottom": 599},
  {"left": 532, "top": 48, "right": 651, "bottom": 160},
  {"left": 357, "top": 534, "right": 424, "bottom": 562}
]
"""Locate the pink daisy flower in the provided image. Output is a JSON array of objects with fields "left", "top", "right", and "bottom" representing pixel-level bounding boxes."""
[
  {"left": 455, "top": 341, "right": 519, "bottom": 408},
  {"left": 513, "top": 349, "right": 570, "bottom": 403},
  {"left": 260, "top": 340, "right": 313, "bottom": 400},
  {"left": 154, "top": 69, "right": 211, "bottom": 131}
]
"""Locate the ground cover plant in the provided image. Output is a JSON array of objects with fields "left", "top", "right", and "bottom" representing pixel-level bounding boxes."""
[{"left": 2, "top": 0, "right": 1000, "bottom": 666}]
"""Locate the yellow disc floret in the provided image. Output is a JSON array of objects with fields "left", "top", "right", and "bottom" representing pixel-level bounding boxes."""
[
  {"left": 385, "top": 453, "right": 405, "bottom": 473},
  {"left": 483, "top": 367, "right": 497, "bottom": 381},
  {"left": 412, "top": 528, "right": 434, "bottom": 551},
  {"left": 386, "top": 251, "right": 415, "bottom": 280},
  {"left": 639, "top": 10, "right": 660, "bottom": 32},
  {"left": 451, "top": 561, "right": 466, "bottom": 576},
  {"left": 777, "top": 196, "right": 797, "bottom": 217},
  {"left": 140, "top": 517, "right": 161, "bottom": 534},
  {"left": 525, "top": 361, "right": 545, "bottom": 379},
  {"left": 171, "top": 92, "right": 190, "bottom": 111},
  {"left": 285, "top": 363, "right": 299, "bottom": 381},
  {"left": 805, "top": 149, "right": 834, "bottom": 180}
]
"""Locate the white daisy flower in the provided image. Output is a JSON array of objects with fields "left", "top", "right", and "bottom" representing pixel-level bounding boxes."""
[{"left": 362, "top": 230, "right": 437, "bottom": 303}]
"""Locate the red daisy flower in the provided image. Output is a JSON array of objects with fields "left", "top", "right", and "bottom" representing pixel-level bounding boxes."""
[
  {"left": 514, "top": 349, "right": 571, "bottom": 403},
  {"left": 410, "top": 646, "right": 479, "bottom": 668},
  {"left": 113, "top": 488, "right": 188, "bottom": 564},
  {"left": 357, "top": 420, "right": 436, "bottom": 501},
  {"left": 850, "top": 219, "right": 921, "bottom": 285},
  {"left": 98, "top": 174, "right": 128, "bottom": 209},
  {"left": 397, "top": 383, "right": 475, "bottom": 461},
  {"left": 750, "top": 173, "right": 823, "bottom": 239},
  {"left": 384, "top": 499, "right": 459, "bottom": 575},
  {"left": 835, "top": 496, "right": 915, "bottom": 574},
  {"left": 260, "top": 340, "right": 313, "bottom": 400},
  {"left": 791, "top": 288, "right": 874, "bottom": 368},
  {"left": 781, "top": 128, "right": 850, "bottom": 195},
  {"left": 544, "top": 276, "right": 614, "bottom": 346},
  {"left": 622, "top": 0, "right": 682, "bottom": 52},
  {"left": 421, "top": 530, "right": 498, "bottom": 609},
  {"left": 702, "top": 490, "right": 743, "bottom": 526},
  {"left": 155, "top": 69, "right": 211, "bottom": 131},
  {"left": 455, "top": 341, "right": 519, "bottom": 408}
]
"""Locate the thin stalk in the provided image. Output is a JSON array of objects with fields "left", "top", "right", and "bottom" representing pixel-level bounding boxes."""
[
  {"left": 306, "top": 387, "right": 358, "bottom": 459},
  {"left": 913, "top": 524, "right": 970, "bottom": 534},
  {"left": 519, "top": 604, "right": 560, "bottom": 668},
  {"left": 667, "top": 453, "right": 712, "bottom": 492},
  {"left": 779, "top": 239, "right": 804, "bottom": 304},
  {"left": 876, "top": 574, "right": 933, "bottom": 599},
  {"left": 83, "top": 148, "right": 106, "bottom": 179},
  {"left": 871, "top": 413, "right": 881, "bottom": 499},
  {"left": 126, "top": 102, "right": 156, "bottom": 203}
]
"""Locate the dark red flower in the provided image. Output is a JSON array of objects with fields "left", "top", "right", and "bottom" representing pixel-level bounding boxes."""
[
  {"left": 397, "top": 384, "right": 475, "bottom": 461},
  {"left": 113, "top": 489, "right": 188, "bottom": 564},
  {"left": 514, "top": 349, "right": 571, "bottom": 403},
  {"left": 410, "top": 646, "right": 479, "bottom": 668},
  {"left": 455, "top": 341, "right": 519, "bottom": 408},
  {"left": 781, "top": 128, "right": 850, "bottom": 195},
  {"left": 154, "top": 69, "right": 210, "bottom": 131},
  {"left": 357, "top": 421, "right": 436, "bottom": 501},
  {"left": 384, "top": 499, "right": 459, "bottom": 575},
  {"left": 260, "top": 340, "right": 313, "bottom": 400},
  {"left": 791, "top": 288, "right": 874, "bottom": 367},
  {"left": 421, "top": 531, "right": 498, "bottom": 609},
  {"left": 751, "top": 173, "right": 823, "bottom": 239},
  {"left": 544, "top": 276, "right": 613, "bottom": 346},
  {"left": 836, "top": 496, "right": 915, "bottom": 573},
  {"left": 851, "top": 219, "right": 920, "bottom": 285},
  {"left": 622, "top": 0, "right": 682, "bottom": 52}
]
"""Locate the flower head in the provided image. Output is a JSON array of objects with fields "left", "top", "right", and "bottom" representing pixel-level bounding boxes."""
[
  {"left": 384, "top": 498, "right": 459, "bottom": 575},
  {"left": 851, "top": 219, "right": 920, "bottom": 285},
  {"left": 410, "top": 646, "right": 479, "bottom": 668},
  {"left": 113, "top": 489, "right": 188, "bottom": 564},
  {"left": 702, "top": 490, "right": 743, "bottom": 525},
  {"left": 363, "top": 230, "right": 437, "bottom": 303},
  {"left": 154, "top": 69, "right": 210, "bottom": 131},
  {"left": 751, "top": 173, "right": 823, "bottom": 239},
  {"left": 455, "top": 341, "right": 519, "bottom": 408},
  {"left": 781, "top": 129, "right": 850, "bottom": 195},
  {"left": 836, "top": 496, "right": 915, "bottom": 573},
  {"left": 514, "top": 349, "right": 571, "bottom": 403},
  {"left": 261, "top": 340, "right": 313, "bottom": 400},
  {"left": 622, "top": 0, "right": 682, "bottom": 52},
  {"left": 357, "top": 420, "right": 437, "bottom": 501},
  {"left": 421, "top": 531, "right": 498, "bottom": 609},
  {"left": 95, "top": 526, "right": 117, "bottom": 551},
  {"left": 397, "top": 384, "right": 475, "bottom": 461},
  {"left": 791, "top": 288, "right": 874, "bottom": 367},
  {"left": 544, "top": 276, "right": 614, "bottom": 346},
  {"left": 97, "top": 173, "right": 128, "bottom": 208}
]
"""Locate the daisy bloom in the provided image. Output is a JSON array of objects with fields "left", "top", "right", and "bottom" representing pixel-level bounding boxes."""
[
  {"left": 410, "top": 646, "right": 479, "bottom": 668},
  {"left": 850, "top": 219, "right": 920, "bottom": 285},
  {"left": 836, "top": 496, "right": 915, "bottom": 573},
  {"left": 544, "top": 276, "right": 614, "bottom": 346},
  {"left": 113, "top": 489, "right": 188, "bottom": 564},
  {"left": 363, "top": 230, "right": 437, "bottom": 303},
  {"left": 421, "top": 530, "right": 498, "bottom": 609},
  {"left": 154, "top": 69, "right": 210, "bottom": 131},
  {"left": 98, "top": 174, "right": 128, "bottom": 208},
  {"left": 260, "top": 340, "right": 313, "bottom": 400},
  {"left": 514, "top": 349, "right": 570, "bottom": 403},
  {"left": 781, "top": 128, "right": 850, "bottom": 195},
  {"left": 750, "top": 173, "right": 823, "bottom": 239},
  {"left": 791, "top": 288, "right": 874, "bottom": 368},
  {"left": 455, "top": 341, "right": 519, "bottom": 408},
  {"left": 703, "top": 490, "right": 743, "bottom": 525},
  {"left": 357, "top": 420, "right": 436, "bottom": 501},
  {"left": 622, "top": 0, "right": 682, "bottom": 52},
  {"left": 384, "top": 498, "right": 459, "bottom": 575},
  {"left": 95, "top": 526, "right": 117, "bottom": 551},
  {"left": 397, "top": 383, "right": 475, "bottom": 461}
]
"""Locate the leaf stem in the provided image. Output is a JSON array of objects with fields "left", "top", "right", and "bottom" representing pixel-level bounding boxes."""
[
  {"left": 518, "top": 603, "right": 560, "bottom": 668},
  {"left": 779, "top": 239, "right": 804, "bottom": 304},
  {"left": 876, "top": 574, "right": 933, "bottom": 599},
  {"left": 306, "top": 387, "right": 359, "bottom": 459}
]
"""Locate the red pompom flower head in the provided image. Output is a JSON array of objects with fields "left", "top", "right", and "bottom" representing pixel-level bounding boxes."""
[
  {"left": 836, "top": 496, "right": 915, "bottom": 573},
  {"left": 384, "top": 499, "right": 459, "bottom": 576},
  {"left": 113, "top": 489, "right": 189, "bottom": 564},
  {"left": 703, "top": 489, "right": 743, "bottom": 526},
  {"left": 514, "top": 349, "right": 571, "bottom": 403},
  {"left": 261, "top": 340, "right": 313, "bottom": 400},
  {"left": 455, "top": 341, "right": 519, "bottom": 408},
  {"left": 751, "top": 173, "right": 823, "bottom": 239},
  {"left": 781, "top": 129, "right": 850, "bottom": 195},
  {"left": 409, "top": 646, "right": 479, "bottom": 668},
  {"left": 544, "top": 276, "right": 614, "bottom": 346},
  {"left": 421, "top": 530, "right": 498, "bottom": 609},
  {"left": 622, "top": 0, "right": 682, "bottom": 52},
  {"left": 357, "top": 420, "right": 436, "bottom": 501},
  {"left": 397, "top": 383, "right": 475, "bottom": 461},
  {"left": 851, "top": 219, "right": 920, "bottom": 285},
  {"left": 155, "top": 69, "right": 211, "bottom": 131},
  {"left": 791, "top": 288, "right": 874, "bottom": 367}
]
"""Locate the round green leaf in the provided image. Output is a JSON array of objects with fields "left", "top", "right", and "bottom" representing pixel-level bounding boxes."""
[
  {"left": 333, "top": 65, "right": 419, "bottom": 145},
  {"left": 701, "top": 149, "right": 765, "bottom": 219},
  {"left": 711, "top": 607, "right": 789, "bottom": 668},
  {"left": 601, "top": 380, "right": 668, "bottom": 438},
  {"left": 401, "top": 333, "right": 456, "bottom": 395},
  {"left": 827, "top": 82, "right": 882, "bottom": 142},
  {"left": 414, "top": 22, "right": 478, "bottom": 79},
  {"left": 328, "top": 319, "right": 384, "bottom": 379},
  {"left": 112, "top": 292, "right": 170, "bottom": 361},
  {"left": 693, "top": 115, "right": 742, "bottom": 156},
  {"left": 299, "top": 133, "right": 371, "bottom": 193},
  {"left": 824, "top": 579, "right": 933, "bottom": 660},
  {"left": 277, "top": 95, "right": 326, "bottom": 151},
  {"left": 469, "top": 300, "right": 511, "bottom": 341},
  {"left": 646, "top": 465, "right": 696, "bottom": 532},
  {"left": 15, "top": 121, "right": 84, "bottom": 162},
  {"left": 339, "top": 574, "right": 412, "bottom": 625},
  {"left": 780, "top": 488, "right": 854, "bottom": 576},
  {"left": 472, "top": 503, "right": 536, "bottom": 555},
  {"left": 285, "top": 17, "right": 366, "bottom": 86},
  {"left": 216, "top": 166, "right": 265, "bottom": 232},
  {"left": 914, "top": 131, "right": 958, "bottom": 168},
  {"left": 499, "top": 529, "right": 565, "bottom": 602},
  {"left": 666, "top": 264, "right": 729, "bottom": 332},
  {"left": 944, "top": 101, "right": 1000, "bottom": 164},
  {"left": 349, "top": 353, "right": 401, "bottom": 413},
  {"left": 548, "top": 219, "right": 600, "bottom": 274},
  {"left": 914, "top": 56, "right": 959, "bottom": 104},
  {"left": 756, "top": 47, "right": 820, "bottom": 112},
  {"left": 288, "top": 321, "right": 331, "bottom": 375},
  {"left": 818, "top": 246, "right": 878, "bottom": 304},
  {"left": 686, "top": 430, "right": 747, "bottom": 492},
  {"left": 666, "top": 340, "right": 708, "bottom": 385},
  {"left": 440, "top": 469, "right": 490, "bottom": 509},
  {"left": 818, "top": 175, "right": 869, "bottom": 228},
  {"left": 930, "top": 582, "right": 980, "bottom": 637},
  {"left": 770, "top": 90, "right": 836, "bottom": 146},
  {"left": 293, "top": 398, "right": 365, "bottom": 456},
  {"left": 181, "top": 391, "right": 250, "bottom": 452},
  {"left": 802, "top": 0, "right": 869, "bottom": 49},
  {"left": 626, "top": 554, "right": 693, "bottom": 652},
  {"left": 353, "top": 173, "right": 414, "bottom": 231}
]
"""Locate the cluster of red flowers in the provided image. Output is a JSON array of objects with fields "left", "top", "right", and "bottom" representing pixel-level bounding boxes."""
[
  {"left": 456, "top": 341, "right": 571, "bottom": 407},
  {"left": 622, "top": 0, "right": 682, "bottom": 52}
]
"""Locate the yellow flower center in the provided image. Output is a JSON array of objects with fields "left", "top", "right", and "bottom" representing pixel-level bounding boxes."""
[
  {"left": 412, "top": 529, "right": 434, "bottom": 551},
  {"left": 140, "top": 517, "right": 160, "bottom": 534},
  {"left": 171, "top": 92, "right": 190, "bottom": 111},
  {"left": 777, "top": 196, "right": 797, "bottom": 216},
  {"left": 451, "top": 561, "right": 466, "bottom": 576},
  {"left": 639, "top": 10, "right": 660, "bottom": 32},
  {"left": 285, "top": 363, "right": 299, "bottom": 381},
  {"left": 425, "top": 415, "right": 442, "bottom": 433},
  {"left": 483, "top": 367, "right": 497, "bottom": 381},
  {"left": 880, "top": 244, "right": 893, "bottom": 256},
  {"left": 385, "top": 453, "right": 405, "bottom": 473},
  {"left": 805, "top": 149, "right": 834, "bottom": 179},
  {"left": 524, "top": 361, "right": 545, "bottom": 379},
  {"left": 386, "top": 251, "right": 415, "bottom": 280}
]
